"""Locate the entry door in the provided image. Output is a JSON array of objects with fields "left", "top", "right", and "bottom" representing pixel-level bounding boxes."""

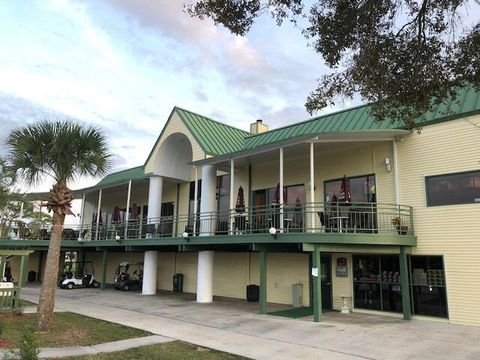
[
  {"left": 309, "top": 254, "right": 332, "bottom": 310},
  {"left": 320, "top": 255, "right": 332, "bottom": 310}
]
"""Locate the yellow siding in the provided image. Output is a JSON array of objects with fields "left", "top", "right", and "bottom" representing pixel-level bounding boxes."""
[
  {"left": 175, "top": 252, "right": 198, "bottom": 293},
  {"left": 144, "top": 112, "right": 205, "bottom": 174},
  {"left": 86, "top": 251, "right": 144, "bottom": 285},
  {"left": 397, "top": 115, "right": 480, "bottom": 325},
  {"left": 157, "top": 252, "right": 175, "bottom": 291},
  {"left": 330, "top": 253, "right": 353, "bottom": 311},
  {"left": 213, "top": 252, "right": 249, "bottom": 298}
]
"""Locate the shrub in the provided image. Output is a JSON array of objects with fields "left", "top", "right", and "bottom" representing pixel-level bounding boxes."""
[{"left": 17, "top": 328, "right": 39, "bottom": 360}]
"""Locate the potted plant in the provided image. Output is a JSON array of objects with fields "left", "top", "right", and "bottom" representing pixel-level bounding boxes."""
[{"left": 391, "top": 217, "right": 408, "bottom": 235}]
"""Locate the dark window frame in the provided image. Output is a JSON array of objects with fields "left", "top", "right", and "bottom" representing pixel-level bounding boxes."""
[
  {"left": 323, "top": 173, "right": 377, "bottom": 203},
  {"left": 425, "top": 170, "right": 480, "bottom": 207}
]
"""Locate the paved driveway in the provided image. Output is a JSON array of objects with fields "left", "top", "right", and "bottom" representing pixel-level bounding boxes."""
[{"left": 21, "top": 286, "right": 480, "bottom": 360}]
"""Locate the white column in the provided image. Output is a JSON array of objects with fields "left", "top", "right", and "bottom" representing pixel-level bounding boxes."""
[
  {"left": 310, "top": 141, "right": 315, "bottom": 232},
  {"left": 147, "top": 176, "right": 163, "bottom": 220},
  {"left": 196, "top": 250, "right": 214, "bottom": 302},
  {"left": 95, "top": 189, "right": 102, "bottom": 240},
  {"left": 199, "top": 165, "right": 216, "bottom": 235},
  {"left": 279, "top": 147, "right": 284, "bottom": 232},
  {"left": 229, "top": 159, "right": 235, "bottom": 234},
  {"left": 392, "top": 140, "right": 400, "bottom": 204},
  {"left": 142, "top": 250, "right": 158, "bottom": 295},
  {"left": 80, "top": 193, "right": 86, "bottom": 225},
  {"left": 193, "top": 166, "right": 199, "bottom": 236},
  {"left": 124, "top": 179, "right": 132, "bottom": 238}
]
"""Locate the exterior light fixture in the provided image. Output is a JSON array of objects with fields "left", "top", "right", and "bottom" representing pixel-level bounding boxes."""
[
  {"left": 269, "top": 227, "right": 277, "bottom": 239},
  {"left": 115, "top": 234, "right": 121, "bottom": 241},
  {"left": 182, "top": 231, "right": 189, "bottom": 241},
  {"left": 384, "top": 157, "right": 391, "bottom": 172}
]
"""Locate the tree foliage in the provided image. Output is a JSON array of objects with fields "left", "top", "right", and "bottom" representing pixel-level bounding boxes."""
[{"left": 187, "top": 0, "right": 480, "bottom": 128}]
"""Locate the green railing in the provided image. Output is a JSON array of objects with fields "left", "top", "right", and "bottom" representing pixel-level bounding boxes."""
[
  {"left": 0, "top": 287, "right": 21, "bottom": 313},
  {"left": 8, "top": 201, "right": 414, "bottom": 241}
]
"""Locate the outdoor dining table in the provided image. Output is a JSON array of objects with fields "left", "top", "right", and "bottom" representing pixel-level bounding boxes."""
[{"left": 329, "top": 215, "right": 349, "bottom": 233}]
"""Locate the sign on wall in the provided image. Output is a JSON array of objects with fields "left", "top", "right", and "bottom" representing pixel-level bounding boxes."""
[{"left": 336, "top": 257, "right": 348, "bottom": 277}]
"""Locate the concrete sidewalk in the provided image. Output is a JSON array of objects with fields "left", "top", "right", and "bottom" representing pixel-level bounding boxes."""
[
  {"left": 21, "top": 287, "right": 480, "bottom": 360},
  {"left": 1, "top": 335, "right": 172, "bottom": 360}
]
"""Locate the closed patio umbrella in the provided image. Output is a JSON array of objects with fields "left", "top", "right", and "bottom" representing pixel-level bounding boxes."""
[
  {"left": 338, "top": 175, "right": 351, "bottom": 204},
  {"left": 273, "top": 183, "right": 287, "bottom": 206},
  {"left": 235, "top": 186, "right": 245, "bottom": 213},
  {"left": 112, "top": 206, "right": 121, "bottom": 223},
  {"left": 129, "top": 202, "right": 139, "bottom": 220}
]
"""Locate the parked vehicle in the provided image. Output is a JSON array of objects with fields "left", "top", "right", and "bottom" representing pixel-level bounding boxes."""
[
  {"left": 59, "top": 261, "right": 100, "bottom": 289},
  {"left": 114, "top": 262, "right": 143, "bottom": 291}
]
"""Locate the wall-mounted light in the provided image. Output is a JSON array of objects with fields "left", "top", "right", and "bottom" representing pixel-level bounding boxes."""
[
  {"left": 182, "top": 231, "right": 189, "bottom": 241},
  {"left": 269, "top": 227, "right": 277, "bottom": 239},
  {"left": 384, "top": 157, "right": 391, "bottom": 172},
  {"left": 115, "top": 234, "right": 121, "bottom": 241}
]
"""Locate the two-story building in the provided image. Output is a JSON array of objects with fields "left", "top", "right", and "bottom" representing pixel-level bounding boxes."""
[{"left": 4, "top": 88, "right": 480, "bottom": 325}]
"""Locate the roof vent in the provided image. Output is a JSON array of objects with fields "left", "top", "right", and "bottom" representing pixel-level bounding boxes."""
[{"left": 250, "top": 119, "right": 268, "bottom": 134}]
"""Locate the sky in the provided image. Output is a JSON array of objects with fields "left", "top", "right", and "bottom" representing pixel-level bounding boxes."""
[
  {"left": 0, "top": 1, "right": 478, "bottom": 194},
  {"left": 0, "top": 0, "right": 343, "bottom": 193}
]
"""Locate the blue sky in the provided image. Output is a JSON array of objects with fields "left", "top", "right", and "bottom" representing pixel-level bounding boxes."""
[{"left": 0, "top": 0, "right": 344, "bottom": 191}]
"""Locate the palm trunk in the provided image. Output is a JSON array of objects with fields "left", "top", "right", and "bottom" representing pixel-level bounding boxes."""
[{"left": 37, "top": 211, "right": 65, "bottom": 331}]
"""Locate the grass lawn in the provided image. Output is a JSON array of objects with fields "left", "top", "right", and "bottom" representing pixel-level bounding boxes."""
[
  {"left": 0, "top": 312, "right": 150, "bottom": 348},
  {"left": 62, "top": 341, "right": 249, "bottom": 360}
]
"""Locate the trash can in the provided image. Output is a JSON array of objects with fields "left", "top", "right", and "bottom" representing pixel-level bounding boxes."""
[
  {"left": 173, "top": 273, "right": 184, "bottom": 292},
  {"left": 246, "top": 284, "right": 259, "bottom": 302},
  {"left": 27, "top": 271, "right": 37, "bottom": 282},
  {"left": 292, "top": 283, "right": 303, "bottom": 308}
]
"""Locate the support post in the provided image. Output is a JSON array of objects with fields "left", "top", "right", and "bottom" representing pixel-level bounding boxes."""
[
  {"left": 259, "top": 249, "right": 267, "bottom": 314},
  {"left": 142, "top": 250, "right": 158, "bottom": 295},
  {"left": 95, "top": 189, "right": 102, "bottom": 240},
  {"left": 19, "top": 255, "right": 29, "bottom": 287},
  {"left": 229, "top": 159, "right": 235, "bottom": 235},
  {"left": 101, "top": 250, "right": 108, "bottom": 290},
  {"left": 79, "top": 193, "right": 86, "bottom": 238},
  {"left": 124, "top": 179, "right": 132, "bottom": 239},
  {"left": 199, "top": 165, "right": 216, "bottom": 236},
  {"left": 147, "top": 176, "right": 163, "bottom": 237},
  {"left": 196, "top": 251, "right": 214, "bottom": 302},
  {"left": 399, "top": 246, "right": 412, "bottom": 320},
  {"left": 193, "top": 166, "right": 199, "bottom": 236},
  {"left": 279, "top": 147, "right": 284, "bottom": 232},
  {"left": 310, "top": 141, "right": 315, "bottom": 232},
  {"left": 312, "top": 245, "right": 322, "bottom": 322}
]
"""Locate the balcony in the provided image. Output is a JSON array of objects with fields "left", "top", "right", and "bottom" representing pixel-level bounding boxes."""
[{"left": 12, "top": 202, "right": 415, "bottom": 247}]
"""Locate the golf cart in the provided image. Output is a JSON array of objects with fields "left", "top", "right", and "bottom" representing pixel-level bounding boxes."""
[
  {"left": 114, "top": 262, "right": 143, "bottom": 291},
  {"left": 59, "top": 261, "right": 100, "bottom": 289}
]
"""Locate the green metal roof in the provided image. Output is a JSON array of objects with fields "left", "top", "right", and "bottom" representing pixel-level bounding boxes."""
[
  {"left": 175, "top": 107, "right": 251, "bottom": 155},
  {"left": 243, "top": 87, "right": 480, "bottom": 150},
  {"left": 92, "top": 165, "right": 146, "bottom": 189}
]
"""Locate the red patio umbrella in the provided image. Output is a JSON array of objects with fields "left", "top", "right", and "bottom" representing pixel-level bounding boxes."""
[
  {"left": 338, "top": 175, "right": 352, "bottom": 204},
  {"left": 235, "top": 186, "right": 245, "bottom": 213}
]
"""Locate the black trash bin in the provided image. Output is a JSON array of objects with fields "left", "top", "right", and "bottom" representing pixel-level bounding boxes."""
[
  {"left": 27, "top": 270, "right": 37, "bottom": 282},
  {"left": 173, "top": 273, "right": 184, "bottom": 292},
  {"left": 246, "top": 284, "right": 259, "bottom": 302}
]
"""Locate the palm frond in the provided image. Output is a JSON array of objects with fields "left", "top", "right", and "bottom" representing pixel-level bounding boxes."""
[{"left": 6, "top": 120, "right": 112, "bottom": 186}]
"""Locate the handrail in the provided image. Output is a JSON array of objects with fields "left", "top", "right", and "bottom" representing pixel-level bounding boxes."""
[
  {"left": 6, "top": 201, "right": 414, "bottom": 241},
  {"left": 0, "top": 287, "right": 21, "bottom": 313}
]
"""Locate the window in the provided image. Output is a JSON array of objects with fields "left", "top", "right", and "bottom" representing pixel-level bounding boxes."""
[
  {"left": 353, "top": 255, "right": 402, "bottom": 312},
  {"left": 410, "top": 256, "right": 448, "bottom": 317},
  {"left": 324, "top": 174, "right": 376, "bottom": 203},
  {"left": 426, "top": 170, "right": 480, "bottom": 206}
]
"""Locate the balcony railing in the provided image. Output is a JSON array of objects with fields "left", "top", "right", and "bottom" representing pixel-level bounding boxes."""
[{"left": 15, "top": 202, "right": 413, "bottom": 241}]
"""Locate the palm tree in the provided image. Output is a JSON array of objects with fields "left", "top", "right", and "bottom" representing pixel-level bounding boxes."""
[{"left": 6, "top": 121, "right": 111, "bottom": 331}]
